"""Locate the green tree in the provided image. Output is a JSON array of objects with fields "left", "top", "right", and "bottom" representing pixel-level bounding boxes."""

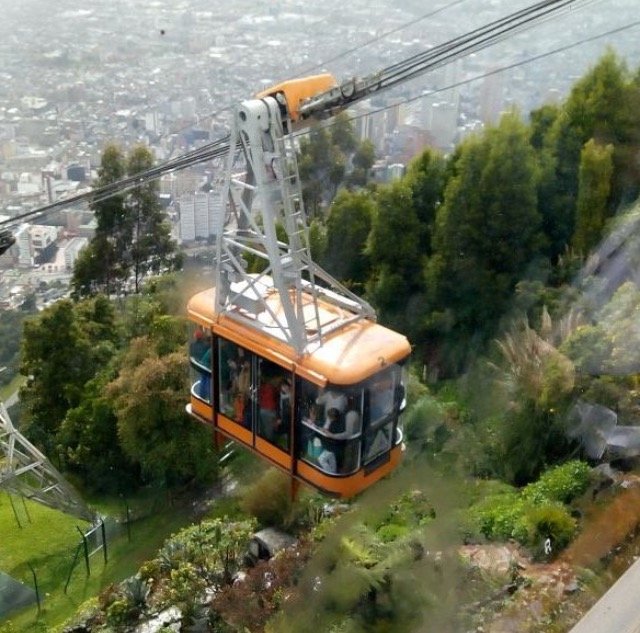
[
  {"left": 529, "top": 103, "right": 560, "bottom": 150},
  {"left": 127, "top": 146, "right": 181, "bottom": 294},
  {"left": 56, "top": 371, "right": 137, "bottom": 492},
  {"left": 540, "top": 50, "right": 638, "bottom": 259},
  {"left": 347, "top": 138, "right": 376, "bottom": 188},
  {"left": 366, "top": 180, "right": 424, "bottom": 336},
  {"left": 298, "top": 128, "right": 333, "bottom": 215},
  {"left": 426, "top": 112, "right": 542, "bottom": 364},
  {"left": 20, "top": 298, "right": 117, "bottom": 450},
  {"left": 72, "top": 145, "right": 181, "bottom": 297},
  {"left": 330, "top": 111, "right": 357, "bottom": 153},
  {"left": 322, "top": 189, "right": 374, "bottom": 288},
  {"left": 72, "top": 144, "right": 128, "bottom": 297},
  {"left": 299, "top": 118, "right": 376, "bottom": 211},
  {"left": 404, "top": 147, "right": 446, "bottom": 254},
  {"left": 0, "top": 309, "right": 28, "bottom": 385},
  {"left": 572, "top": 139, "right": 614, "bottom": 255},
  {"left": 107, "top": 341, "right": 216, "bottom": 487}
]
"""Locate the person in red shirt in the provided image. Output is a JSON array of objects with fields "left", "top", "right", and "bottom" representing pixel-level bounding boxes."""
[{"left": 259, "top": 379, "right": 279, "bottom": 441}]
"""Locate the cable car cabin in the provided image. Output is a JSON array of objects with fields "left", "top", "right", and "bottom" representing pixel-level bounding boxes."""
[{"left": 186, "top": 283, "right": 411, "bottom": 498}]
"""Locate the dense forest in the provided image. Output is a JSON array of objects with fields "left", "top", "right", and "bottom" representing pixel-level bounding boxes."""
[{"left": 3, "top": 49, "right": 640, "bottom": 632}]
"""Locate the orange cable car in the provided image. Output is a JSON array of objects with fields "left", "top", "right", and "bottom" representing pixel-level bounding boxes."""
[
  {"left": 185, "top": 76, "right": 411, "bottom": 497},
  {"left": 187, "top": 284, "right": 410, "bottom": 498}
]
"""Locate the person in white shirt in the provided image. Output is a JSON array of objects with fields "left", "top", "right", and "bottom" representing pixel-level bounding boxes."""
[{"left": 316, "top": 388, "right": 347, "bottom": 425}]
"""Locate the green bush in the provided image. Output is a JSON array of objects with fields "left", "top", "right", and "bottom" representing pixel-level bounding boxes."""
[
  {"left": 465, "top": 463, "right": 587, "bottom": 549},
  {"left": 156, "top": 518, "right": 255, "bottom": 585},
  {"left": 516, "top": 502, "right": 577, "bottom": 550},
  {"left": 466, "top": 491, "right": 524, "bottom": 541},
  {"left": 522, "top": 460, "right": 591, "bottom": 504},
  {"left": 105, "top": 598, "right": 135, "bottom": 628},
  {"left": 403, "top": 395, "right": 448, "bottom": 449},
  {"left": 376, "top": 523, "right": 409, "bottom": 543},
  {"left": 138, "top": 558, "right": 162, "bottom": 582},
  {"left": 240, "top": 468, "right": 294, "bottom": 528},
  {"left": 166, "top": 562, "right": 206, "bottom": 612}
]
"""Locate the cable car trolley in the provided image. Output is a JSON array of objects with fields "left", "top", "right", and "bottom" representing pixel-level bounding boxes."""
[{"left": 186, "top": 74, "right": 411, "bottom": 498}]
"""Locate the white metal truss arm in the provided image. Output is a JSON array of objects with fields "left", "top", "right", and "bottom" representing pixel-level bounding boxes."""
[
  {"left": 0, "top": 402, "right": 96, "bottom": 523},
  {"left": 215, "top": 96, "right": 375, "bottom": 355}
]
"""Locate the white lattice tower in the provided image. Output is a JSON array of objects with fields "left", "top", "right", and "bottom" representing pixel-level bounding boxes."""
[
  {"left": 214, "top": 96, "right": 375, "bottom": 355},
  {"left": 0, "top": 402, "right": 96, "bottom": 523}
]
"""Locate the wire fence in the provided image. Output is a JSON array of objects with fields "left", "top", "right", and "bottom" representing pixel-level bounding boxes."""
[{"left": 0, "top": 491, "right": 165, "bottom": 622}]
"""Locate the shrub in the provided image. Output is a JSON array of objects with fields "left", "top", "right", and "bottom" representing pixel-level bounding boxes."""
[
  {"left": 516, "top": 502, "right": 577, "bottom": 551},
  {"left": 166, "top": 561, "right": 207, "bottom": 619},
  {"left": 139, "top": 558, "right": 162, "bottom": 582},
  {"left": 403, "top": 394, "right": 448, "bottom": 449},
  {"left": 376, "top": 523, "right": 409, "bottom": 542},
  {"left": 240, "top": 468, "right": 294, "bottom": 528},
  {"left": 157, "top": 518, "right": 256, "bottom": 585},
  {"left": 465, "top": 463, "right": 586, "bottom": 550},
  {"left": 376, "top": 489, "right": 436, "bottom": 529},
  {"left": 105, "top": 598, "right": 135, "bottom": 628},
  {"left": 465, "top": 491, "right": 523, "bottom": 541},
  {"left": 522, "top": 460, "right": 591, "bottom": 504}
]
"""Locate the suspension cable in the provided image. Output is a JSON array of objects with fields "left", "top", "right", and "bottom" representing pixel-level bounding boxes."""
[{"left": 0, "top": 0, "right": 605, "bottom": 228}]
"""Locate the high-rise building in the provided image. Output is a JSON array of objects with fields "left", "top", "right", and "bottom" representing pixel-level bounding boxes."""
[
  {"left": 29, "top": 225, "right": 59, "bottom": 265},
  {"left": 62, "top": 237, "right": 89, "bottom": 271},
  {"left": 178, "top": 191, "right": 222, "bottom": 242},
  {"left": 14, "top": 224, "right": 32, "bottom": 268},
  {"left": 426, "top": 101, "right": 459, "bottom": 151}
]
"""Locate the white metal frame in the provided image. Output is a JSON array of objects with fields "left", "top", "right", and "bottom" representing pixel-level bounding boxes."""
[
  {"left": 0, "top": 402, "right": 96, "bottom": 523},
  {"left": 214, "top": 96, "right": 375, "bottom": 356}
]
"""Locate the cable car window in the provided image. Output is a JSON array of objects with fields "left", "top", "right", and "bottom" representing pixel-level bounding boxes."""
[
  {"left": 218, "top": 339, "right": 253, "bottom": 428},
  {"left": 363, "top": 421, "right": 393, "bottom": 464},
  {"left": 257, "top": 358, "right": 291, "bottom": 452},
  {"left": 301, "top": 430, "right": 361, "bottom": 476},
  {"left": 297, "top": 378, "right": 362, "bottom": 475},
  {"left": 189, "top": 324, "right": 212, "bottom": 403},
  {"left": 368, "top": 369, "right": 397, "bottom": 424}
]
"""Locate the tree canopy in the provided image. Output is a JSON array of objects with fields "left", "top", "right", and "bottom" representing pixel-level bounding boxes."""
[{"left": 72, "top": 144, "right": 181, "bottom": 298}]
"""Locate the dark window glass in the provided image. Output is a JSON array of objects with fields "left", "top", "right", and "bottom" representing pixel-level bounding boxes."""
[{"left": 188, "top": 324, "right": 212, "bottom": 403}]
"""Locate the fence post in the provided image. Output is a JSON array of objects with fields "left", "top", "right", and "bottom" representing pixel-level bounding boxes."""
[
  {"left": 64, "top": 543, "right": 82, "bottom": 594},
  {"left": 124, "top": 499, "right": 131, "bottom": 542},
  {"left": 76, "top": 526, "right": 90, "bottom": 577},
  {"left": 21, "top": 495, "right": 32, "bottom": 524},
  {"left": 7, "top": 493, "right": 22, "bottom": 529},
  {"left": 101, "top": 519, "right": 108, "bottom": 564},
  {"left": 27, "top": 563, "right": 40, "bottom": 613}
]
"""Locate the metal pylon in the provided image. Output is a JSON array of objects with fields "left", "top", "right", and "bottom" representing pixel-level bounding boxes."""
[
  {"left": 0, "top": 402, "right": 96, "bottom": 523},
  {"left": 214, "top": 96, "right": 375, "bottom": 356}
]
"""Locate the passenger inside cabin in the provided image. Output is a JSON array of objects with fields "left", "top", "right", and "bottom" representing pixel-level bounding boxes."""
[
  {"left": 323, "top": 407, "right": 345, "bottom": 435},
  {"left": 344, "top": 409, "right": 361, "bottom": 436},
  {"left": 191, "top": 330, "right": 212, "bottom": 401},
  {"left": 275, "top": 378, "right": 292, "bottom": 449},
  {"left": 190, "top": 329, "right": 208, "bottom": 364},
  {"left": 364, "top": 425, "right": 392, "bottom": 462},
  {"left": 369, "top": 374, "right": 394, "bottom": 421},
  {"left": 258, "top": 378, "right": 279, "bottom": 441},
  {"left": 318, "top": 443, "right": 337, "bottom": 474},
  {"left": 307, "top": 437, "right": 337, "bottom": 474},
  {"left": 316, "top": 388, "right": 347, "bottom": 425},
  {"left": 233, "top": 358, "right": 251, "bottom": 425}
]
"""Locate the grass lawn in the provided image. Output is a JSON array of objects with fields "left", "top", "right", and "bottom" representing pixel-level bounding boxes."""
[
  {"left": 0, "top": 375, "right": 25, "bottom": 403},
  {"left": 0, "top": 490, "right": 197, "bottom": 633}
]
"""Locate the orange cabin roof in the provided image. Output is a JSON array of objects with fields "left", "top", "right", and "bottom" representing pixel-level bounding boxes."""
[{"left": 187, "top": 287, "right": 411, "bottom": 386}]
